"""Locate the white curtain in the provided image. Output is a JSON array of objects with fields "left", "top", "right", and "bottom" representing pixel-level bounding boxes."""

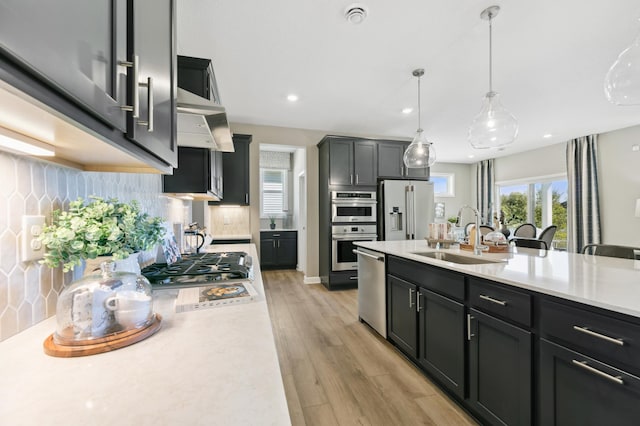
[
  {"left": 476, "top": 159, "right": 495, "bottom": 225},
  {"left": 566, "top": 135, "right": 601, "bottom": 253}
]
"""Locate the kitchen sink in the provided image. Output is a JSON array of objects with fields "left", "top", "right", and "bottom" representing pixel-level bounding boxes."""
[{"left": 411, "top": 251, "right": 504, "bottom": 265}]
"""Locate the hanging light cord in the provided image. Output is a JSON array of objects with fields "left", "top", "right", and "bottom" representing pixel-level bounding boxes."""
[
  {"left": 488, "top": 12, "right": 493, "bottom": 93},
  {"left": 417, "top": 75, "right": 422, "bottom": 131}
]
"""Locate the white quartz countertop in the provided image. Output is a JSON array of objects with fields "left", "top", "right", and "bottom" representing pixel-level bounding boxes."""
[
  {"left": 0, "top": 244, "right": 290, "bottom": 426},
  {"left": 355, "top": 240, "right": 640, "bottom": 318},
  {"left": 211, "top": 234, "right": 252, "bottom": 240}
]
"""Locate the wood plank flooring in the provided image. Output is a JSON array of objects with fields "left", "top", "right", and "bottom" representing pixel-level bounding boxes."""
[{"left": 262, "top": 269, "right": 478, "bottom": 426}]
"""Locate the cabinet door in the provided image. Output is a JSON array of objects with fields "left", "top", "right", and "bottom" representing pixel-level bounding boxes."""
[
  {"left": 417, "top": 288, "right": 465, "bottom": 398},
  {"left": 353, "top": 140, "right": 377, "bottom": 186},
  {"left": 0, "top": 0, "right": 127, "bottom": 130},
  {"left": 468, "top": 308, "right": 531, "bottom": 426},
  {"left": 539, "top": 339, "right": 640, "bottom": 426},
  {"left": 126, "top": 0, "right": 177, "bottom": 167},
  {"left": 378, "top": 142, "right": 405, "bottom": 178},
  {"left": 329, "top": 139, "right": 354, "bottom": 186},
  {"left": 221, "top": 135, "right": 251, "bottom": 205},
  {"left": 260, "top": 238, "right": 275, "bottom": 268},
  {"left": 387, "top": 275, "right": 418, "bottom": 359},
  {"left": 162, "top": 147, "right": 209, "bottom": 193},
  {"left": 278, "top": 238, "right": 298, "bottom": 268}
]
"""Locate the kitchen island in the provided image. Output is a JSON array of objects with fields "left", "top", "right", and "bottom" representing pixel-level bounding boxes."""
[
  {"left": 355, "top": 240, "right": 640, "bottom": 426},
  {"left": 0, "top": 244, "right": 291, "bottom": 426}
]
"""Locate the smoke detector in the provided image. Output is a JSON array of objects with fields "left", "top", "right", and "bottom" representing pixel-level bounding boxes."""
[{"left": 344, "top": 3, "right": 368, "bottom": 24}]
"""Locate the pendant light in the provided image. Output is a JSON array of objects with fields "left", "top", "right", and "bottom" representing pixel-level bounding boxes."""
[
  {"left": 604, "top": 19, "right": 640, "bottom": 105},
  {"left": 468, "top": 5, "right": 518, "bottom": 150},
  {"left": 403, "top": 69, "right": 436, "bottom": 168}
]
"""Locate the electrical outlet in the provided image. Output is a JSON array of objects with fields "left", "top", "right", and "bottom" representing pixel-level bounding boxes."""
[{"left": 21, "top": 215, "right": 46, "bottom": 262}]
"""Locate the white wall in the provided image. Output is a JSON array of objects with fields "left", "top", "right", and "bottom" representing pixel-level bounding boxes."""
[
  {"left": 430, "top": 162, "right": 474, "bottom": 223},
  {"left": 598, "top": 125, "right": 640, "bottom": 246},
  {"left": 494, "top": 142, "right": 566, "bottom": 183}
]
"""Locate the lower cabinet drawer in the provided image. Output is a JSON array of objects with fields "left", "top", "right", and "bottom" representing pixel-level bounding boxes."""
[
  {"left": 540, "top": 299, "right": 640, "bottom": 374},
  {"left": 539, "top": 338, "right": 640, "bottom": 426},
  {"left": 469, "top": 278, "right": 531, "bottom": 327},
  {"left": 387, "top": 256, "right": 464, "bottom": 301}
]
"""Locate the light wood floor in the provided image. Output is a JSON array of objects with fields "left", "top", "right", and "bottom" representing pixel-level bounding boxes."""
[{"left": 262, "top": 269, "right": 478, "bottom": 426}]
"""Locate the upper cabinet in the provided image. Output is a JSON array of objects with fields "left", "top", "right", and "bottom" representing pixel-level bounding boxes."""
[
  {"left": 378, "top": 141, "right": 428, "bottom": 179},
  {"left": 210, "top": 134, "right": 252, "bottom": 206},
  {"left": 163, "top": 146, "right": 221, "bottom": 200},
  {"left": 0, "top": 1, "right": 128, "bottom": 131},
  {"left": 125, "top": 0, "right": 177, "bottom": 167},
  {"left": 322, "top": 137, "right": 377, "bottom": 187},
  {"left": 0, "top": 0, "right": 177, "bottom": 171}
]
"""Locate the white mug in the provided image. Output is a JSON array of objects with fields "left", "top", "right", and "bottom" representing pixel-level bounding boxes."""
[{"left": 105, "top": 291, "right": 152, "bottom": 329}]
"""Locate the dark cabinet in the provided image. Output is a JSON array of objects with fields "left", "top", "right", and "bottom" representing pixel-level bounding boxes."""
[
  {"left": 210, "top": 134, "right": 251, "bottom": 206},
  {"left": 260, "top": 231, "right": 297, "bottom": 269},
  {"left": 468, "top": 308, "right": 531, "bottom": 426},
  {"left": 125, "top": 0, "right": 177, "bottom": 167},
  {"left": 539, "top": 339, "right": 640, "bottom": 426},
  {"left": 327, "top": 138, "right": 377, "bottom": 186},
  {"left": 0, "top": 0, "right": 177, "bottom": 169},
  {"left": 377, "top": 141, "right": 428, "bottom": 179},
  {"left": 0, "top": 1, "right": 128, "bottom": 131},
  {"left": 417, "top": 288, "right": 465, "bottom": 399},
  {"left": 387, "top": 275, "right": 418, "bottom": 358},
  {"left": 163, "top": 147, "right": 221, "bottom": 199}
]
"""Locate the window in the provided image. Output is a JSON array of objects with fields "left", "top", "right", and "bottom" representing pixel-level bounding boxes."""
[
  {"left": 431, "top": 173, "right": 455, "bottom": 197},
  {"left": 497, "top": 177, "right": 568, "bottom": 249},
  {"left": 260, "top": 168, "right": 288, "bottom": 217}
]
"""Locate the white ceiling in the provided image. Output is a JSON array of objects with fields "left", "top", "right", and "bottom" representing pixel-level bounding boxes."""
[{"left": 177, "top": 0, "right": 640, "bottom": 163}]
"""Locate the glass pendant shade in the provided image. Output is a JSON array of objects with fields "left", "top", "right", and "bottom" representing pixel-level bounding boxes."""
[
  {"left": 604, "top": 30, "right": 640, "bottom": 105},
  {"left": 403, "top": 129, "right": 436, "bottom": 168},
  {"left": 468, "top": 91, "right": 518, "bottom": 149}
]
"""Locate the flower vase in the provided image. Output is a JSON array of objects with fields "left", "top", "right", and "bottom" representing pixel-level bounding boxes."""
[{"left": 83, "top": 252, "right": 141, "bottom": 277}]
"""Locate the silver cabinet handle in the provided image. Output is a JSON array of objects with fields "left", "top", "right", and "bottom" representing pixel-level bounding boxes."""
[
  {"left": 137, "top": 77, "right": 153, "bottom": 131},
  {"left": 416, "top": 293, "right": 422, "bottom": 312},
  {"left": 572, "top": 326, "right": 625, "bottom": 346},
  {"left": 272, "top": 234, "right": 280, "bottom": 237},
  {"left": 409, "top": 288, "right": 415, "bottom": 308},
  {"left": 272, "top": 241, "right": 275, "bottom": 249},
  {"left": 350, "top": 174, "right": 353, "bottom": 185},
  {"left": 119, "top": 55, "right": 139, "bottom": 117},
  {"left": 245, "top": 193, "right": 249, "bottom": 204},
  {"left": 479, "top": 294, "right": 507, "bottom": 306},
  {"left": 356, "top": 174, "right": 359, "bottom": 184},
  {"left": 349, "top": 276, "right": 358, "bottom": 280},
  {"left": 352, "top": 249, "right": 384, "bottom": 262},
  {"left": 571, "top": 360, "right": 624, "bottom": 385},
  {"left": 467, "top": 314, "right": 475, "bottom": 341}
]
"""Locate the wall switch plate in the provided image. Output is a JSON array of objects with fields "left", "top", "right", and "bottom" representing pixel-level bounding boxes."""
[{"left": 21, "top": 215, "right": 46, "bottom": 262}]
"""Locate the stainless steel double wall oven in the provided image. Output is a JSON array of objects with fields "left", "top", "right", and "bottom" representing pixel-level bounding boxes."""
[{"left": 330, "top": 191, "right": 377, "bottom": 271}]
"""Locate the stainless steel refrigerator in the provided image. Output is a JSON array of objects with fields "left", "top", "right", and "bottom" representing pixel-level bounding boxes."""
[{"left": 379, "top": 180, "right": 434, "bottom": 240}]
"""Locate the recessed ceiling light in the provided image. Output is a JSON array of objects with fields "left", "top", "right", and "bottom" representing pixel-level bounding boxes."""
[
  {"left": 543, "top": 133, "right": 553, "bottom": 138},
  {"left": 467, "top": 154, "right": 475, "bottom": 159},
  {"left": 402, "top": 107, "right": 413, "bottom": 114},
  {"left": 287, "top": 94, "right": 299, "bottom": 102}
]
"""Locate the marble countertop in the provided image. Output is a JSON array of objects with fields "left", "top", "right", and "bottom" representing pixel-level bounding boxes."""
[
  {"left": 356, "top": 240, "right": 640, "bottom": 318},
  {"left": 0, "top": 244, "right": 290, "bottom": 426}
]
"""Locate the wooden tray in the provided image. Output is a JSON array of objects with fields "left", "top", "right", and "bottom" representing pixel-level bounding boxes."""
[
  {"left": 460, "top": 243, "right": 510, "bottom": 253},
  {"left": 43, "top": 314, "right": 162, "bottom": 357}
]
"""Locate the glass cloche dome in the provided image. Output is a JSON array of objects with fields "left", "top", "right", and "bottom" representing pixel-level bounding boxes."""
[{"left": 54, "top": 261, "right": 154, "bottom": 344}]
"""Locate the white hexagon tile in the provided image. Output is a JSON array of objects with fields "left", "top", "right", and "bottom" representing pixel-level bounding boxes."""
[{"left": 0, "top": 151, "right": 170, "bottom": 342}]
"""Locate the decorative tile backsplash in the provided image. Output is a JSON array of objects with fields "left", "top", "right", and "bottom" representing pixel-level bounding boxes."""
[
  {"left": 209, "top": 206, "right": 251, "bottom": 235},
  {"left": 0, "top": 151, "right": 182, "bottom": 342}
]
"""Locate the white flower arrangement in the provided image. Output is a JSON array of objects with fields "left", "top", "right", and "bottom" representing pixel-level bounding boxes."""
[{"left": 39, "top": 196, "right": 165, "bottom": 272}]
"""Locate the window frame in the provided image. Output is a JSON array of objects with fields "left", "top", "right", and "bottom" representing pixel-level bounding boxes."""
[
  {"left": 260, "top": 168, "right": 289, "bottom": 218},
  {"left": 431, "top": 172, "right": 455, "bottom": 197}
]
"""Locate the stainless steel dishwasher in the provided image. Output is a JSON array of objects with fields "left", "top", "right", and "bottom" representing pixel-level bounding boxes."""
[{"left": 354, "top": 247, "right": 386, "bottom": 338}]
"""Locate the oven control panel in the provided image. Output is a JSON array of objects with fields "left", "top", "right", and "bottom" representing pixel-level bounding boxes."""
[{"left": 332, "top": 224, "right": 377, "bottom": 235}]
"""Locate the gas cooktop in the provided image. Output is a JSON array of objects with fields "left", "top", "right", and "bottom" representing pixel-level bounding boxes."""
[{"left": 142, "top": 251, "right": 253, "bottom": 289}]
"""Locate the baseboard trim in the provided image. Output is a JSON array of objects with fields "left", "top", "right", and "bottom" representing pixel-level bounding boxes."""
[{"left": 303, "top": 276, "right": 321, "bottom": 285}]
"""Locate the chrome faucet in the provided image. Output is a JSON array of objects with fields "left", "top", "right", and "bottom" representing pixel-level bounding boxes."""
[{"left": 456, "top": 205, "right": 487, "bottom": 255}]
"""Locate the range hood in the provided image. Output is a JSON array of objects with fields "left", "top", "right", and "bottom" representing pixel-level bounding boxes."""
[{"left": 177, "top": 87, "right": 235, "bottom": 152}]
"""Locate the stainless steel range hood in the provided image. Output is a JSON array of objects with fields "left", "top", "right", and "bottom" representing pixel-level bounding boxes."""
[{"left": 177, "top": 87, "right": 235, "bottom": 152}]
